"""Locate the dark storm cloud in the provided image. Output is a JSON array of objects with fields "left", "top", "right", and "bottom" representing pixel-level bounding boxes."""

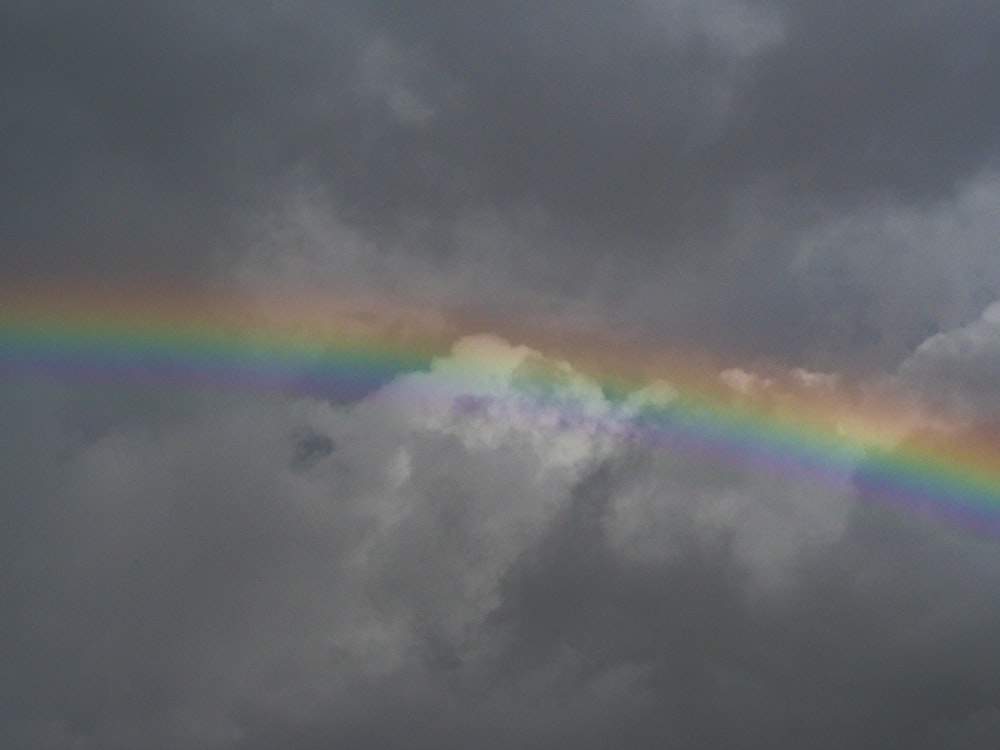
[
  {"left": 5, "top": 1, "right": 1000, "bottom": 278},
  {"left": 3, "top": 0, "right": 739, "bottom": 271},
  {"left": 6, "top": 371, "right": 1000, "bottom": 749},
  {"left": 483, "top": 454, "right": 1000, "bottom": 750},
  {"left": 719, "top": 0, "right": 1000, "bottom": 200},
  {"left": 6, "top": 3, "right": 1000, "bottom": 749},
  {"left": 4, "top": 341, "right": 1000, "bottom": 749},
  {"left": 355, "top": 0, "right": 1000, "bottom": 247},
  {"left": 1, "top": 0, "right": 364, "bottom": 275}
]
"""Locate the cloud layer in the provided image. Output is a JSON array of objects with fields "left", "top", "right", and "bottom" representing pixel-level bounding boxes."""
[
  {"left": 5, "top": 2, "right": 1000, "bottom": 748},
  {"left": 4, "top": 337, "right": 1000, "bottom": 749},
  {"left": 5, "top": 1, "right": 1000, "bottom": 361}
]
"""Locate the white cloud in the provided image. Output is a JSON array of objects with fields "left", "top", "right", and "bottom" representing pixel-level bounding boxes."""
[
  {"left": 639, "top": 0, "right": 785, "bottom": 57},
  {"left": 792, "top": 171, "right": 1000, "bottom": 367},
  {"left": 899, "top": 299, "right": 1000, "bottom": 417},
  {"left": 356, "top": 37, "right": 441, "bottom": 125},
  {"left": 719, "top": 366, "right": 771, "bottom": 394}
]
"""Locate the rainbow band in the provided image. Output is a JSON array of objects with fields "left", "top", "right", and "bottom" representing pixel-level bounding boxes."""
[
  {"left": 1, "top": 313, "right": 428, "bottom": 402},
  {"left": 2, "top": 285, "right": 1000, "bottom": 536}
]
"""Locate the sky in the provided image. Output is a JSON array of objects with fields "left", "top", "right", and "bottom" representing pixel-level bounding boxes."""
[{"left": 4, "top": 1, "right": 1000, "bottom": 747}]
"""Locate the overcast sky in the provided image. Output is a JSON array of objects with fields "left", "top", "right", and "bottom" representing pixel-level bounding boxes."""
[{"left": 4, "top": 2, "right": 1000, "bottom": 748}]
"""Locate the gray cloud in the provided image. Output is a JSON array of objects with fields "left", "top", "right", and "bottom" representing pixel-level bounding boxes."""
[
  {"left": 6, "top": 3, "right": 1000, "bottom": 748},
  {"left": 898, "top": 300, "right": 1000, "bottom": 416},
  {"left": 6, "top": 1, "right": 1000, "bottom": 355},
  {"left": 5, "top": 341, "right": 1000, "bottom": 748}
]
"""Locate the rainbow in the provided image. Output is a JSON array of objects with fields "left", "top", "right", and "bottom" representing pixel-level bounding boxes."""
[
  {"left": 0, "top": 286, "right": 438, "bottom": 403},
  {"left": 2, "top": 283, "right": 1000, "bottom": 536}
]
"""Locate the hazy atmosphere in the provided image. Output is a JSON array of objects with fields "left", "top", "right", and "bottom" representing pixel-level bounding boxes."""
[{"left": 4, "top": 2, "right": 1000, "bottom": 747}]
